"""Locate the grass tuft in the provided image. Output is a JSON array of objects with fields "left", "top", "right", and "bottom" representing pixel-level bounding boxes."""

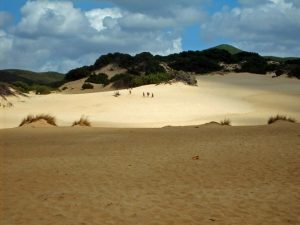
[
  {"left": 220, "top": 119, "right": 231, "bottom": 126},
  {"left": 268, "top": 115, "right": 296, "bottom": 124},
  {"left": 19, "top": 114, "right": 57, "bottom": 127},
  {"left": 72, "top": 116, "right": 91, "bottom": 127}
]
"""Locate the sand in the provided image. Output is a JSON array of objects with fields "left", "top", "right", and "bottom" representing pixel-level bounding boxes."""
[
  {"left": 1, "top": 123, "right": 300, "bottom": 225},
  {"left": 1, "top": 73, "right": 299, "bottom": 129}
]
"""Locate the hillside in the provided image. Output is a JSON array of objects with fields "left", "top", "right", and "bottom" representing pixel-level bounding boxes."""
[
  {"left": 211, "top": 44, "right": 242, "bottom": 54},
  {"left": 64, "top": 45, "right": 300, "bottom": 91},
  {"left": 0, "top": 69, "right": 64, "bottom": 85},
  {"left": 2, "top": 45, "right": 299, "bottom": 94}
]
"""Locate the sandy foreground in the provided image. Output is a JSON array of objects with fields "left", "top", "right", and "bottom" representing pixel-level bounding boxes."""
[
  {"left": 0, "top": 122, "right": 300, "bottom": 225},
  {"left": 1, "top": 73, "right": 300, "bottom": 128}
]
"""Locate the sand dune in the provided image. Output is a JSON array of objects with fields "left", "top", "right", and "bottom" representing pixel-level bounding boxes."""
[
  {"left": 1, "top": 73, "right": 299, "bottom": 129},
  {"left": 1, "top": 123, "right": 300, "bottom": 225}
]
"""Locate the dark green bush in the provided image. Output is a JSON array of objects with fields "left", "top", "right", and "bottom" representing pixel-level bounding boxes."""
[
  {"left": 81, "top": 83, "right": 94, "bottom": 89},
  {"left": 65, "top": 66, "right": 91, "bottom": 81},
  {"left": 239, "top": 58, "right": 268, "bottom": 74},
  {"left": 275, "top": 69, "right": 284, "bottom": 76},
  {"left": 86, "top": 73, "right": 109, "bottom": 85},
  {"left": 288, "top": 65, "right": 300, "bottom": 79},
  {"left": 13, "top": 81, "right": 31, "bottom": 93},
  {"left": 33, "top": 85, "right": 52, "bottom": 95},
  {"left": 131, "top": 73, "right": 172, "bottom": 87}
]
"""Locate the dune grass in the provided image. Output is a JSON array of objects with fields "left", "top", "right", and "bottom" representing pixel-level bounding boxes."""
[
  {"left": 19, "top": 114, "right": 57, "bottom": 127},
  {"left": 268, "top": 115, "right": 296, "bottom": 124},
  {"left": 72, "top": 116, "right": 91, "bottom": 127},
  {"left": 220, "top": 119, "right": 231, "bottom": 126}
]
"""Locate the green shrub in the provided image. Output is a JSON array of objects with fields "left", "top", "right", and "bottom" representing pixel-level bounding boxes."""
[
  {"left": 130, "top": 73, "right": 172, "bottom": 87},
  {"left": 33, "top": 85, "right": 52, "bottom": 95},
  {"left": 86, "top": 73, "right": 109, "bottom": 85},
  {"left": 288, "top": 65, "right": 300, "bottom": 79},
  {"left": 65, "top": 66, "right": 91, "bottom": 81},
  {"left": 275, "top": 69, "right": 284, "bottom": 76},
  {"left": 13, "top": 81, "right": 31, "bottom": 93},
  {"left": 82, "top": 83, "right": 94, "bottom": 89}
]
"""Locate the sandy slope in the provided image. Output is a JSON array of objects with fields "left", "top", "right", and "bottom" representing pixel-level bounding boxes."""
[
  {"left": 1, "top": 123, "right": 300, "bottom": 225},
  {"left": 1, "top": 73, "right": 299, "bottom": 128}
]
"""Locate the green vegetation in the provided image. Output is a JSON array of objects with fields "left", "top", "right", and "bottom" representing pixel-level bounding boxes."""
[
  {"left": 12, "top": 81, "right": 53, "bottom": 94},
  {"left": 4, "top": 44, "right": 300, "bottom": 93},
  {"left": 0, "top": 69, "right": 64, "bottom": 94},
  {"left": 110, "top": 72, "right": 172, "bottom": 88},
  {"left": 12, "top": 81, "right": 51, "bottom": 94},
  {"left": 0, "top": 69, "right": 64, "bottom": 85},
  {"left": 268, "top": 115, "right": 296, "bottom": 124},
  {"left": 19, "top": 114, "right": 57, "bottom": 127},
  {"left": 85, "top": 73, "right": 109, "bottom": 85},
  {"left": 131, "top": 73, "right": 172, "bottom": 87},
  {"left": 212, "top": 44, "right": 242, "bottom": 55},
  {"left": 167, "top": 51, "right": 222, "bottom": 73},
  {"left": 81, "top": 82, "right": 94, "bottom": 89},
  {"left": 0, "top": 82, "right": 15, "bottom": 97},
  {"left": 65, "top": 66, "right": 91, "bottom": 81}
]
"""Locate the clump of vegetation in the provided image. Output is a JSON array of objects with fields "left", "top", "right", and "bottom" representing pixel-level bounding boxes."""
[
  {"left": 0, "top": 82, "right": 15, "bottom": 97},
  {"left": 86, "top": 73, "right": 109, "bottom": 85},
  {"left": 220, "top": 119, "right": 231, "bottom": 126},
  {"left": 288, "top": 65, "right": 300, "bottom": 79},
  {"left": 81, "top": 82, "right": 94, "bottom": 90},
  {"left": 168, "top": 51, "right": 222, "bottom": 74},
  {"left": 62, "top": 86, "right": 68, "bottom": 90},
  {"left": 65, "top": 66, "right": 91, "bottom": 81},
  {"left": 33, "top": 85, "right": 52, "bottom": 94},
  {"left": 275, "top": 69, "right": 284, "bottom": 77},
  {"left": 130, "top": 73, "right": 172, "bottom": 87},
  {"left": 72, "top": 116, "right": 91, "bottom": 127},
  {"left": 12, "top": 81, "right": 31, "bottom": 93},
  {"left": 268, "top": 115, "right": 296, "bottom": 124},
  {"left": 19, "top": 114, "right": 57, "bottom": 127},
  {"left": 12, "top": 81, "right": 52, "bottom": 94},
  {"left": 110, "top": 72, "right": 172, "bottom": 88}
]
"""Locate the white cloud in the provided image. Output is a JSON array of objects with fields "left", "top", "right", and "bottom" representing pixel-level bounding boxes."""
[
  {"left": 202, "top": 0, "right": 300, "bottom": 56},
  {"left": 0, "top": 0, "right": 191, "bottom": 72},
  {"left": 85, "top": 8, "right": 122, "bottom": 31}
]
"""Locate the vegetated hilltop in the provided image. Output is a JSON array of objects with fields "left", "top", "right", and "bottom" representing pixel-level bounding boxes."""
[
  {"left": 0, "top": 69, "right": 65, "bottom": 94},
  {"left": 211, "top": 44, "right": 242, "bottom": 54},
  {"left": 65, "top": 44, "right": 300, "bottom": 90},
  {"left": 2, "top": 44, "right": 299, "bottom": 94}
]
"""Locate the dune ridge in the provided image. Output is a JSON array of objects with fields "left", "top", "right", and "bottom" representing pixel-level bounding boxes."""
[{"left": 1, "top": 73, "right": 299, "bottom": 129}]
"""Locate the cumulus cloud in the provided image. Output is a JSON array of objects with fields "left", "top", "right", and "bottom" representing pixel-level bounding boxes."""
[
  {"left": 99, "top": 0, "right": 207, "bottom": 15},
  {"left": 0, "top": 0, "right": 199, "bottom": 72},
  {"left": 202, "top": 0, "right": 300, "bottom": 56}
]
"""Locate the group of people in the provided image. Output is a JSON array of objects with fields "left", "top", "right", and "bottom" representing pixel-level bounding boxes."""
[
  {"left": 127, "top": 89, "right": 155, "bottom": 98},
  {"left": 143, "top": 92, "right": 154, "bottom": 98}
]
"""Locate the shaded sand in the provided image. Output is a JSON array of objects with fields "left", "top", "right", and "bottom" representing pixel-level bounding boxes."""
[
  {"left": 1, "top": 73, "right": 300, "bottom": 128},
  {"left": 1, "top": 123, "right": 300, "bottom": 225}
]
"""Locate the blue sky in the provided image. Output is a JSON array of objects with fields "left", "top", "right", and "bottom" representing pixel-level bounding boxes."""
[{"left": 0, "top": 0, "right": 299, "bottom": 72}]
